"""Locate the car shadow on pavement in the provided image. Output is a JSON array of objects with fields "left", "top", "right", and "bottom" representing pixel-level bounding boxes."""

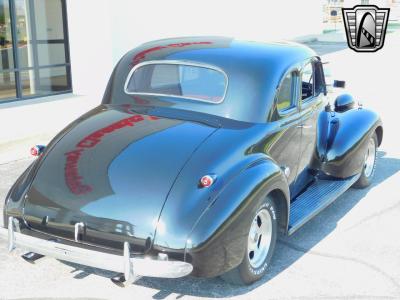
[{"left": 65, "top": 151, "right": 400, "bottom": 299}]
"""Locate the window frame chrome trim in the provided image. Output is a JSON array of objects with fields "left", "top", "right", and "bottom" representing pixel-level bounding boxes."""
[
  {"left": 123, "top": 60, "right": 229, "bottom": 104},
  {"left": 300, "top": 57, "right": 320, "bottom": 104},
  {"left": 276, "top": 67, "right": 301, "bottom": 118}
]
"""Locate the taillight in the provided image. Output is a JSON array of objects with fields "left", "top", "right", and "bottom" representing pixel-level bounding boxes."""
[
  {"left": 30, "top": 145, "right": 45, "bottom": 157},
  {"left": 199, "top": 175, "right": 215, "bottom": 188}
]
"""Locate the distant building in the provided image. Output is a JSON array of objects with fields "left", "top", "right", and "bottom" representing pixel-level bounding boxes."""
[
  {"left": 324, "top": 0, "right": 400, "bottom": 24},
  {"left": 0, "top": 0, "right": 324, "bottom": 105}
]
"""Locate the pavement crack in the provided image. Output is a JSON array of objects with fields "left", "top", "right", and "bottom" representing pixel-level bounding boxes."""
[
  {"left": 0, "top": 157, "right": 32, "bottom": 166},
  {"left": 272, "top": 295, "right": 398, "bottom": 300},
  {"left": 279, "top": 239, "right": 400, "bottom": 295},
  {"left": 342, "top": 201, "right": 400, "bottom": 232}
]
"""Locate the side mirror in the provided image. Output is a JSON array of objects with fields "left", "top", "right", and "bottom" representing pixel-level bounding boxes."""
[
  {"left": 334, "top": 94, "right": 355, "bottom": 112},
  {"left": 333, "top": 80, "right": 346, "bottom": 88}
]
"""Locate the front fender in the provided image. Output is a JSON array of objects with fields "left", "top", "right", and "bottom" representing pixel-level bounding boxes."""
[
  {"left": 314, "top": 107, "right": 382, "bottom": 178},
  {"left": 185, "top": 159, "right": 289, "bottom": 278}
]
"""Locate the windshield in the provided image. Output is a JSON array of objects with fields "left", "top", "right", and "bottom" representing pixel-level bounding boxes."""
[{"left": 124, "top": 62, "right": 227, "bottom": 103}]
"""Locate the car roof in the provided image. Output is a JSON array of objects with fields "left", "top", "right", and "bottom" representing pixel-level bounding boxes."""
[
  {"left": 130, "top": 36, "right": 316, "bottom": 70},
  {"left": 107, "top": 37, "right": 317, "bottom": 123}
]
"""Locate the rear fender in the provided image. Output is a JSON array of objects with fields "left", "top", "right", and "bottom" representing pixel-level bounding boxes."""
[
  {"left": 185, "top": 159, "right": 289, "bottom": 278},
  {"left": 3, "top": 160, "right": 37, "bottom": 228}
]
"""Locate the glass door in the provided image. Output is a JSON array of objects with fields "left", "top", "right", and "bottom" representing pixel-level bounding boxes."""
[
  {"left": 0, "top": 0, "right": 71, "bottom": 102},
  {"left": 0, "top": 0, "right": 16, "bottom": 100}
]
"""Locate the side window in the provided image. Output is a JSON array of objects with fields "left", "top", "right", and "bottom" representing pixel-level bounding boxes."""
[
  {"left": 314, "top": 61, "right": 326, "bottom": 96},
  {"left": 276, "top": 72, "right": 295, "bottom": 112},
  {"left": 301, "top": 63, "right": 313, "bottom": 101}
]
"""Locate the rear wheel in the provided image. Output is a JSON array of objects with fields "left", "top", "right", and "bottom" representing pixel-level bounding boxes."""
[
  {"left": 221, "top": 196, "right": 277, "bottom": 285},
  {"left": 353, "top": 132, "right": 378, "bottom": 189}
]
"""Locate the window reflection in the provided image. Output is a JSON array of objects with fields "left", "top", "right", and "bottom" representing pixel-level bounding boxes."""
[
  {"left": 0, "top": 71, "right": 16, "bottom": 98},
  {"left": 38, "top": 43, "right": 65, "bottom": 65},
  {"left": 34, "top": 0, "right": 64, "bottom": 40},
  {"left": 39, "top": 66, "right": 68, "bottom": 92},
  {"left": 0, "top": 0, "right": 71, "bottom": 101},
  {"left": 0, "top": 0, "right": 16, "bottom": 101},
  {"left": 21, "top": 66, "right": 68, "bottom": 96},
  {"left": 0, "top": 0, "right": 14, "bottom": 67},
  {"left": 15, "top": 0, "right": 33, "bottom": 69}
]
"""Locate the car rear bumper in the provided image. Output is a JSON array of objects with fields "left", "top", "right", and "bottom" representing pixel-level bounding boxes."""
[{"left": 0, "top": 217, "right": 192, "bottom": 282}]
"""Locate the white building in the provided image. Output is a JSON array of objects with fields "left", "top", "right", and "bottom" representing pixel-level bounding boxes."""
[
  {"left": 324, "top": 0, "right": 400, "bottom": 24},
  {"left": 0, "top": 0, "right": 326, "bottom": 153},
  {"left": 1, "top": 0, "right": 324, "bottom": 103}
]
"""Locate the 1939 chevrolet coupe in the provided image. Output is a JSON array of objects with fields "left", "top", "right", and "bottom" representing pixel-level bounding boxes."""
[{"left": 1, "top": 37, "right": 382, "bottom": 285}]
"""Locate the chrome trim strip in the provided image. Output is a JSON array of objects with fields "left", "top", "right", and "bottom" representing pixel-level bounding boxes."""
[
  {"left": 0, "top": 218, "right": 192, "bottom": 279},
  {"left": 123, "top": 60, "right": 229, "bottom": 104}
]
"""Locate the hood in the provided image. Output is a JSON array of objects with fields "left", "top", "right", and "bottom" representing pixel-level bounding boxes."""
[{"left": 22, "top": 104, "right": 217, "bottom": 253}]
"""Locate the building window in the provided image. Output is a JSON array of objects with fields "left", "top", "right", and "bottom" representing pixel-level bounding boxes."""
[{"left": 0, "top": 0, "right": 71, "bottom": 102}]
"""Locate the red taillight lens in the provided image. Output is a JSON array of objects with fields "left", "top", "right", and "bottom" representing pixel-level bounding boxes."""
[
  {"left": 30, "top": 146, "right": 39, "bottom": 156},
  {"left": 30, "top": 145, "right": 45, "bottom": 157},
  {"left": 200, "top": 175, "right": 214, "bottom": 188}
]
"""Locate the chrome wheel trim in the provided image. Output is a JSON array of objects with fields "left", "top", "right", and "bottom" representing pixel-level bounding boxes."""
[
  {"left": 247, "top": 207, "right": 272, "bottom": 269},
  {"left": 364, "top": 137, "right": 376, "bottom": 178}
]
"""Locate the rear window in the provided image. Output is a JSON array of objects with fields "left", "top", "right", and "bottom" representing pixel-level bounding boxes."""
[{"left": 124, "top": 62, "right": 227, "bottom": 103}]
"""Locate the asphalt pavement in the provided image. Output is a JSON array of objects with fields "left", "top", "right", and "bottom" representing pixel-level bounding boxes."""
[{"left": 0, "top": 33, "right": 399, "bottom": 299}]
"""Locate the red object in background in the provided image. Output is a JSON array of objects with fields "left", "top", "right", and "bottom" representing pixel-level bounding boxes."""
[
  {"left": 200, "top": 175, "right": 214, "bottom": 188},
  {"left": 30, "top": 145, "right": 45, "bottom": 156}
]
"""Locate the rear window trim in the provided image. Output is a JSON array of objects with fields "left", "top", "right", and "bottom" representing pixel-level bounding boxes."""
[{"left": 124, "top": 60, "right": 229, "bottom": 104}]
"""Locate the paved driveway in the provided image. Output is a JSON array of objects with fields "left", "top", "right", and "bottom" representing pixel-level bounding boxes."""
[{"left": 0, "top": 33, "right": 399, "bottom": 299}]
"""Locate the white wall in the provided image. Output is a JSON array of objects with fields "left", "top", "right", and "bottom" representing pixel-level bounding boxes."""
[
  {"left": 107, "top": 0, "right": 323, "bottom": 61},
  {"left": 67, "top": 0, "right": 323, "bottom": 98},
  {"left": 66, "top": 0, "right": 113, "bottom": 98}
]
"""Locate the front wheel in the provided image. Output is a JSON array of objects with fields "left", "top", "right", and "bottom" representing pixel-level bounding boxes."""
[
  {"left": 221, "top": 196, "right": 277, "bottom": 285},
  {"left": 353, "top": 132, "right": 378, "bottom": 189}
]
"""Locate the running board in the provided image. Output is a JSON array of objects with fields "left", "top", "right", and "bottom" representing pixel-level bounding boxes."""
[{"left": 288, "top": 175, "right": 359, "bottom": 235}]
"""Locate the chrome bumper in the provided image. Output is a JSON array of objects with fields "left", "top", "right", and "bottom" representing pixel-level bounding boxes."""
[{"left": 0, "top": 217, "right": 192, "bottom": 283}]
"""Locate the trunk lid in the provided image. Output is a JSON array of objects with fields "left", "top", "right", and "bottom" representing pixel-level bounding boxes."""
[{"left": 22, "top": 105, "right": 217, "bottom": 253}]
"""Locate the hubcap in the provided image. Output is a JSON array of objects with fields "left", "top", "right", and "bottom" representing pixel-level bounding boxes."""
[
  {"left": 247, "top": 208, "right": 272, "bottom": 269},
  {"left": 364, "top": 137, "right": 376, "bottom": 178}
]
